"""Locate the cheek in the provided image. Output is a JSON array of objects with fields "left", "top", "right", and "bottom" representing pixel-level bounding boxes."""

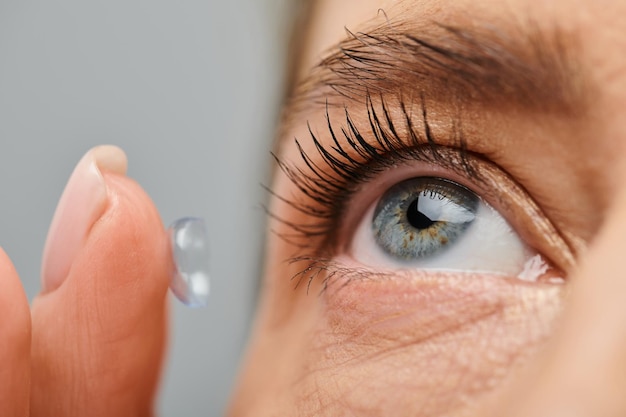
[{"left": 287, "top": 273, "right": 565, "bottom": 416}]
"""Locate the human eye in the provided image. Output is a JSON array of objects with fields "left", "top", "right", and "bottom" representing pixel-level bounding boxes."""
[
  {"left": 273, "top": 96, "right": 573, "bottom": 288},
  {"left": 351, "top": 176, "right": 534, "bottom": 276}
]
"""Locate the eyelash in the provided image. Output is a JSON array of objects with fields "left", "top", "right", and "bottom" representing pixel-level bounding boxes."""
[{"left": 270, "top": 93, "right": 483, "bottom": 254}]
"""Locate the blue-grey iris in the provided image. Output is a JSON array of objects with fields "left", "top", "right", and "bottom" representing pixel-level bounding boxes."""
[{"left": 372, "top": 177, "right": 479, "bottom": 260}]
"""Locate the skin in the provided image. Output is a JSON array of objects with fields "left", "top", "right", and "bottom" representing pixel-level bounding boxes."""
[{"left": 0, "top": 0, "right": 625, "bottom": 416}]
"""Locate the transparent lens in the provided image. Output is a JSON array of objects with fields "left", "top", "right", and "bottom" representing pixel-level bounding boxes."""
[{"left": 168, "top": 217, "right": 210, "bottom": 307}]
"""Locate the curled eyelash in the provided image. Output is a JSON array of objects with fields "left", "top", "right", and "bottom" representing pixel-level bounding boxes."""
[{"left": 269, "top": 93, "right": 479, "bottom": 255}]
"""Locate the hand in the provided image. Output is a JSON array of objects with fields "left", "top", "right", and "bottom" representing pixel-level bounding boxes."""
[{"left": 0, "top": 146, "right": 170, "bottom": 416}]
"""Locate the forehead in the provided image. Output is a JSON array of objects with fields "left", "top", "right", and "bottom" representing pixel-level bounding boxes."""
[{"left": 303, "top": 0, "right": 626, "bottom": 59}]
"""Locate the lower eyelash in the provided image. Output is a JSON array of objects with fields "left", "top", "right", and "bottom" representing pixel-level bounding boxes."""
[
  {"left": 269, "top": 92, "right": 480, "bottom": 255},
  {"left": 288, "top": 256, "right": 393, "bottom": 294}
]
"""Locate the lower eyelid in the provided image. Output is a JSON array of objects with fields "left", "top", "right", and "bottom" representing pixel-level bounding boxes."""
[
  {"left": 328, "top": 255, "right": 562, "bottom": 286},
  {"left": 319, "top": 257, "right": 566, "bottom": 335}
]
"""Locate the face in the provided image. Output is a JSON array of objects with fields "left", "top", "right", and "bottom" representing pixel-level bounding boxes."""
[{"left": 229, "top": 0, "right": 626, "bottom": 415}]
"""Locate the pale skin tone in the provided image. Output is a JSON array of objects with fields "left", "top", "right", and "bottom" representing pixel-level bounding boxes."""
[{"left": 1, "top": 0, "right": 626, "bottom": 416}]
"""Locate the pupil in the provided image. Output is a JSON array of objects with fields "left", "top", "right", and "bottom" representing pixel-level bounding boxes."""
[{"left": 407, "top": 198, "right": 435, "bottom": 230}]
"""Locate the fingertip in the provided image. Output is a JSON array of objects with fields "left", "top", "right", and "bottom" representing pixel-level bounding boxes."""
[{"left": 41, "top": 145, "right": 128, "bottom": 293}]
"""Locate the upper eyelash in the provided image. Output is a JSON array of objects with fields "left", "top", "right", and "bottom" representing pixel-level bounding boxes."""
[{"left": 269, "top": 92, "right": 482, "bottom": 255}]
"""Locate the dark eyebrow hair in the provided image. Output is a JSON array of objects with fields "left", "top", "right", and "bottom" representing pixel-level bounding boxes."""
[{"left": 285, "top": 19, "right": 589, "bottom": 123}]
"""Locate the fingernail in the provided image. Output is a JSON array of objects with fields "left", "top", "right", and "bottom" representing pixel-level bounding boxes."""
[{"left": 41, "top": 145, "right": 128, "bottom": 293}]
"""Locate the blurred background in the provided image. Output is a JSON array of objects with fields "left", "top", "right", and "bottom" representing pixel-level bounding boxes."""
[{"left": 0, "top": 1, "right": 293, "bottom": 415}]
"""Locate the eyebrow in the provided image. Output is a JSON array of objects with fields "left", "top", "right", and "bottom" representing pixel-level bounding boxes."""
[{"left": 286, "top": 19, "right": 588, "bottom": 122}]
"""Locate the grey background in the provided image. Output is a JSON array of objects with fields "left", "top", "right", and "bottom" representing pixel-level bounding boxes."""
[{"left": 0, "top": 1, "right": 291, "bottom": 415}]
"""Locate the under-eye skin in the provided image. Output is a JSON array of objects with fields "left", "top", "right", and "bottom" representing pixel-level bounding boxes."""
[{"left": 372, "top": 177, "right": 478, "bottom": 260}]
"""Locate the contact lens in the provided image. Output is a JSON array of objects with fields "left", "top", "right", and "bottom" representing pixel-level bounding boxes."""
[{"left": 168, "top": 217, "right": 210, "bottom": 307}]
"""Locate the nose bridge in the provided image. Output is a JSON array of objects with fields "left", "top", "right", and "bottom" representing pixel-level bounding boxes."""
[
  {"left": 567, "top": 184, "right": 626, "bottom": 358},
  {"left": 513, "top": 185, "right": 626, "bottom": 415}
]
